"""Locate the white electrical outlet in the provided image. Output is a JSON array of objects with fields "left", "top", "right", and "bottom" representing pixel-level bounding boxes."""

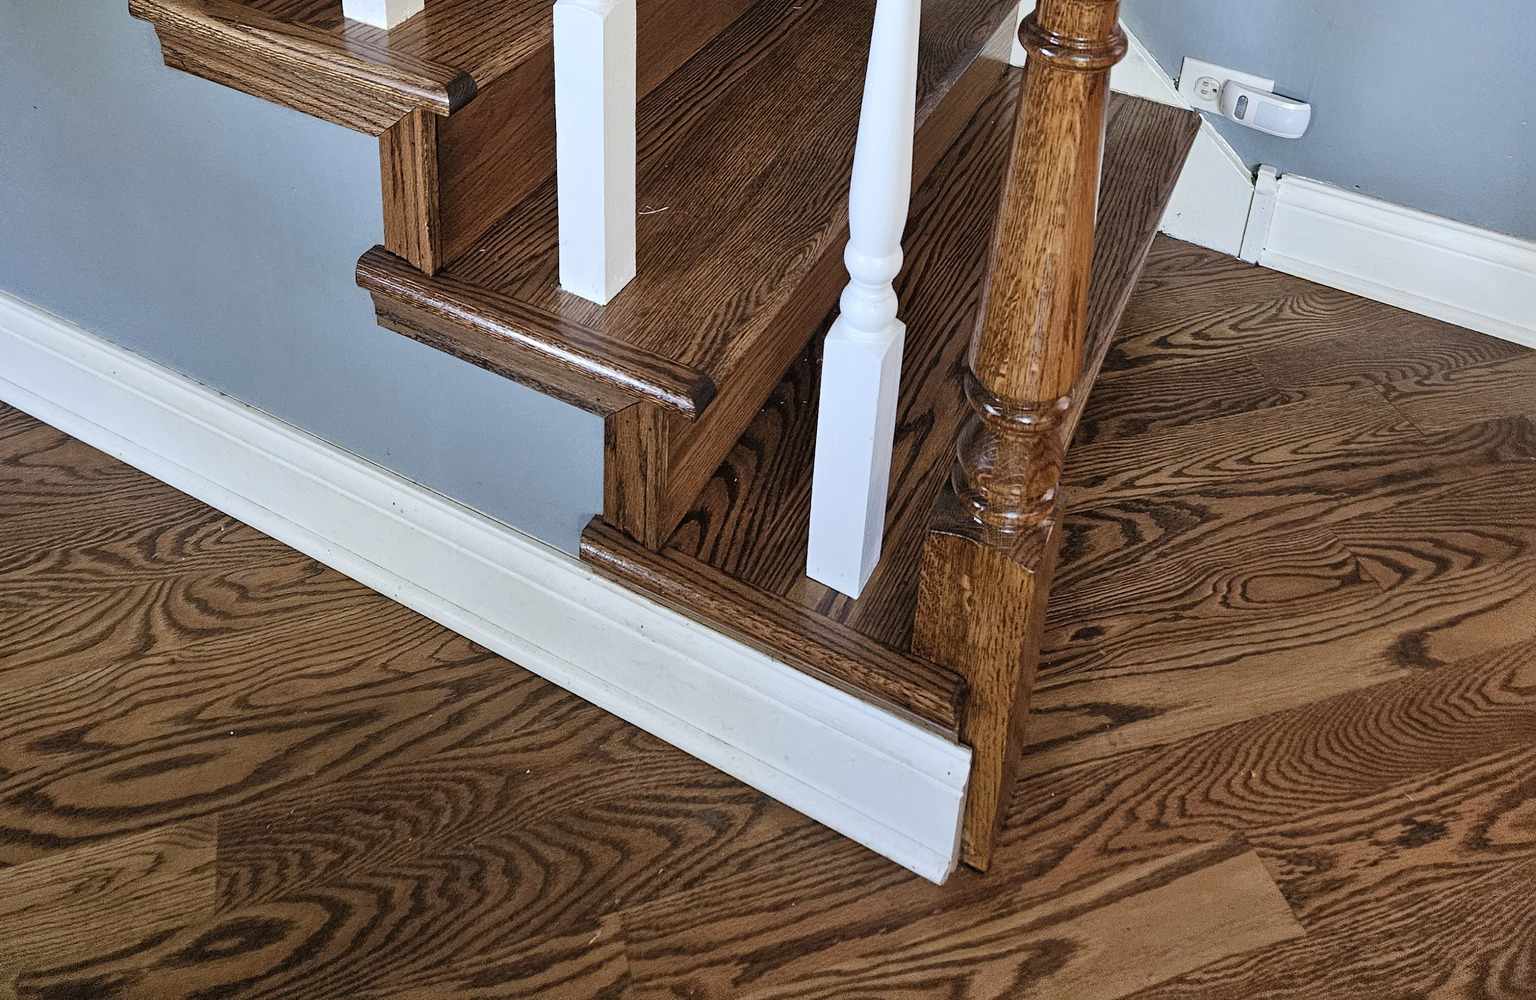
[{"left": 1177, "top": 57, "right": 1274, "bottom": 114}]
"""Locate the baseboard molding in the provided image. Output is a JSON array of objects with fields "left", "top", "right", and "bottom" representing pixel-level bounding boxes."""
[
  {"left": 1109, "top": 24, "right": 1256, "bottom": 257},
  {"left": 0, "top": 291, "right": 970, "bottom": 884},
  {"left": 1249, "top": 175, "right": 1536, "bottom": 349}
]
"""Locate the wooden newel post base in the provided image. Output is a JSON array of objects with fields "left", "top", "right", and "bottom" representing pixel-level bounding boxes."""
[
  {"left": 913, "top": 494, "right": 1062, "bottom": 868},
  {"left": 913, "top": 0, "right": 1124, "bottom": 871}
]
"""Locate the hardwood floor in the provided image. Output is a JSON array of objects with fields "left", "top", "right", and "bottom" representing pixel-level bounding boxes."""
[{"left": 2, "top": 241, "right": 1534, "bottom": 998}]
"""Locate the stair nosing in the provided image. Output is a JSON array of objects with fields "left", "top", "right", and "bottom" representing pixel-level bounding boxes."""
[{"left": 128, "top": 0, "right": 545, "bottom": 134}]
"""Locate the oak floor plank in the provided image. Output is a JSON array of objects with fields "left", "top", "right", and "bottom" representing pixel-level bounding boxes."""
[
  {"left": 356, "top": 916, "right": 632, "bottom": 1000},
  {"left": 1062, "top": 387, "right": 1415, "bottom": 508},
  {"left": 31, "top": 779, "right": 825, "bottom": 999},
  {"left": 1249, "top": 741, "right": 1536, "bottom": 929},
  {"left": 1073, "top": 352, "right": 1306, "bottom": 446},
  {"left": 0, "top": 819, "right": 216, "bottom": 975},
  {"left": 1029, "top": 533, "right": 1536, "bottom": 776},
  {"left": 1000, "top": 637, "right": 1536, "bottom": 888},
  {"left": 1124, "top": 854, "right": 1536, "bottom": 999},
  {"left": 1379, "top": 351, "right": 1536, "bottom": 431},
  {"left": 622, "top": 841, "right": 1301, "bottom": 1000},
  {"left": 1249, "top": 308, "right": 1529, "bottom": 393}
]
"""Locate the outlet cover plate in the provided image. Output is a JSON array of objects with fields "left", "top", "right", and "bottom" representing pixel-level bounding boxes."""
[{"left": 1177, "top": 57, "right": 1274, "bottom": 114}]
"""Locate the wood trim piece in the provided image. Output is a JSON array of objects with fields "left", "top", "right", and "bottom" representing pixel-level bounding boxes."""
[
  {"left": 582, "top": 520, "right": 967, "bottom": 737},
  {"left": 914, "top": 494, "right": 1061, "bottom": 868},
  {"left": 604, "top": 403, "right": 674, "bottom": 548},
  {"left": 356, "top": 249, "right": 717, "bottom": 417},
  {"left": 0, "top": 288, "right": 971, "bottom": 884},
  {"left": 379, "top": 109, "right": 442, "bottom": 272},
  {"left": 129, "top": 0, "right": 476, "bottom": 135}
]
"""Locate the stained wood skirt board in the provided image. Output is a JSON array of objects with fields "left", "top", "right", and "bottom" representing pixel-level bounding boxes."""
[
  {"left": 607, "top": 88, "right": 1200, "bottom": 658},
  {"left": 359, "top": 0, "right": 1019, "bottom": 545}
]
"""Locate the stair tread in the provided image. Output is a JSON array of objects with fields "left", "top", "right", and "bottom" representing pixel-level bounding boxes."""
[
  {"left": 604, "top": 85, "right": 1199, "bottom": 660},
  {"left": 357, "top": 0, "right": 1017, "bottom": 415},
  {"left": 129, "top": 0, "right": 549, "bottom": 132}
]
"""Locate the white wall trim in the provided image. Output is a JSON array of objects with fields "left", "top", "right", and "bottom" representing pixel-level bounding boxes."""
[
  {"left": 1108, "top": 25, "right": 1257, "bottom": 257},
  {"left": 0, "top": 291, "right": 970, "bottom": 884},
  {"left": 1254, "top": 175, "right": 1536, "bottom": 349},
  {"left": 1008, "top": 6, "right": 1256, "bottom": 255}
]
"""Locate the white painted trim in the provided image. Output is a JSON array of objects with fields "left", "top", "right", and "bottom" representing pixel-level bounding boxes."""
[
  {"left": 0, "top": 291, "right": 970, "bottom": 884},
  {"left": 1108, "top": 25, "right": 1256, "bottom": 257},
  {"left": 1256, "top": 175, "right": 1536, "bottom": 349},
  {"left": 1013, "top": 7, "right": 1257, "bottom": 256},
  {"left": 554, "top": 0, "right": 638, "bottom": 305},
  {"left": 341, "top": 0, "right": 424, "bottom": 30},
  {"left": 1239, "top": 164, "right": 1279, "bottom": 265},
  {"left": 807, "top": 0, "right": 921, "bottom": 598}
]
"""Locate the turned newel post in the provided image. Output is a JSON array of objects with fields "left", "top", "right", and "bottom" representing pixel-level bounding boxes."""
[{"left": 912, "top": 0, "right": 1125, "bottom": 870}]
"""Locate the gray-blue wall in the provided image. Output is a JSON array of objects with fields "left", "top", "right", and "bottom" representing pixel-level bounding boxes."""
[
  {"left": 1122, "top": 0, "right": 1535, "bottom": 240},
  {"left": 0, "top": 0, "right": 604, "bottom": 552}
]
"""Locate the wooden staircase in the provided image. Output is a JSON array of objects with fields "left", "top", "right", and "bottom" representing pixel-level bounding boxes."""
[
  {"left": 353, "top": 0, "right": 1019, "bottom": 548},
  {"left": 127, "top": 0, "right": 1198, "bottom": 876}
]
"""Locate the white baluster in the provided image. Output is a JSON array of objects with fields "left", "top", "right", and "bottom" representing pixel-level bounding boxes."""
[
  {"left": 554, "top": 0, "right": 638, "bottom": 305},
  {"left": 805, "top": 0, "right": 921, "bottom": 598},
  {"left": 342, "top": 0, "right": 424, "bottom": 29}
]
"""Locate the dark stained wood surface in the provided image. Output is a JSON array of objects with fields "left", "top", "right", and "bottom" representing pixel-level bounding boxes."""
[
  {"left": 651, "top": 87, "right": 1200, "bottom": 656},
  {"left": 2, "top": 232, "right": 1534, "bottom": 998},
  {"left": 360, "top": 0, "right": 1015, "bottom": 413},
  {"left": 581, "top": 520, "right": 966, "bottom": 736},
  {"left": 361, "top": 0, "right": 1018, "bottom": 546},
  {"left": 128, "top": 0, "right": 540, "bottom": 133}
]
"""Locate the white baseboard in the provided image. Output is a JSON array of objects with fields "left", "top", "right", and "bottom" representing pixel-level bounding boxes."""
[
  {"left": 0, "top": 291, "right": 970, "bottom": 884},
  {"left": 1248, "top": 175, "right": 1536, "bottom": 349},
  {"left": 1109, "top": 25, "right": 1256, "bottom": 257}
]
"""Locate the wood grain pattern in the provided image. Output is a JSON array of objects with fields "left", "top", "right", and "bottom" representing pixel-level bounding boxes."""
[
  {"left": 379, "top": 108, "right": 441, "bottom": 272},
  {"left": 1378, "top": 351, "right": 1536, "bottom": 431},
  {"left": 622, "top": 841, "right": 1301, "bottom": 999},
  {"left": 581, "top": 519, "right": 966, "bottom": 736},
  {"left": 4, "top": 237, "right": 1536, "bottom": 994},
  {"left": 0, "top": 819, "right": 216, "bottom": 974},
  {"left": 128, "top": 0, "right": 501, "bottom": 134},
  {"left": 360, "top": 0, "right": 1018, "bottom": 545}
]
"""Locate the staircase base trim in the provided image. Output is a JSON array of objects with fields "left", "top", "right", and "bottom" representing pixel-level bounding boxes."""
[
  {"left": 0, "top": 290, "right": 970, "bottom": 885},
  {"left": 1254, "top": 174, "right": 1536, "bottom": 350}
]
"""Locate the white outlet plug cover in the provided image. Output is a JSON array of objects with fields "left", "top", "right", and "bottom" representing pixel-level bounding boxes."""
[{"left": 1177, "top": 57, "right": 1274, "bottom": 114}]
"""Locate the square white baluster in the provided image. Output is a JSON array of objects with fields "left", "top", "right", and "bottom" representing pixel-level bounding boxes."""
[
  {"left": 554, "top": 0, "right": 638, "bottom": 305},
  {"left": 342, "top": 0, "right": 425, "bottom": 30}
]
